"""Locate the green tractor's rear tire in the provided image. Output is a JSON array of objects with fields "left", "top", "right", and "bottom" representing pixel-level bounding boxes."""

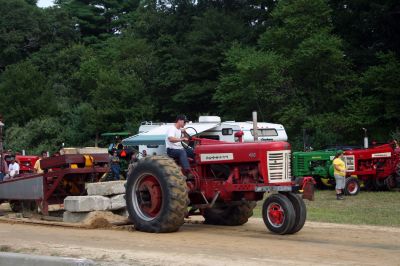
[
  {"left": 125, "top": 156, "right": 189, "bottom": 233},
  {"left": 283, "top": 192, "right": 306, "bottom": 234},
  {"left": 262, "top": 194, "right": 295, "bottom": 235},
  {"left": 344, "top": 177, "right": 360, "bottom": 196},
  {"left": 203, "top": 201, "right": 256, "bottom": 226}
]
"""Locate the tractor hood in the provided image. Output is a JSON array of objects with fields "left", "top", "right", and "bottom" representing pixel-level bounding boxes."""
[{"left": 122, "top": 122, "right": 219, "bottom": 146}]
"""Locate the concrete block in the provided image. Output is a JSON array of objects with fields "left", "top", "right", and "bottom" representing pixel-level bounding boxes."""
[
  {"left": 110, "top": 194, "right": 126, "bottom": 210},
  {"left": 64, "top": 196, "right": 111, "bottom": 212},
  {"left": 0, "top": 252, "right": 94, "bottom": 266},
  {"left": 86, "top": 180, "right": 126, "bottom": 196}
]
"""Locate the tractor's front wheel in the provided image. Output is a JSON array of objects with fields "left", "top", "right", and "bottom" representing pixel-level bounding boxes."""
[
  {"left": 344, "top": 177, "right": 360, "bottom": 196},
  {"left": 125, "top": 156, "right": 189, "bottom": 233},
  {"left": 262, "top": 194, "right": 295, "bottom": 235},
  {"left": 203, "top": 201, "right": 256, "bottom": 226},
  {"left": 283, "top": 192, "right": 306, "bottom": 234}
]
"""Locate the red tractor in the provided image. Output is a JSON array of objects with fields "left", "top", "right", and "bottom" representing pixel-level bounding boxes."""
[
  {"left": 125, "top": 137, "right": 314, "bottom": 235},
  {"left": 343, "top": 141, "right": 400, "bottom": 190}
]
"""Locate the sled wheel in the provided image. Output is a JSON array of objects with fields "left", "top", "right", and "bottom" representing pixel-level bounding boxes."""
[
  {"left": 283, "top": 192, "right": 307, "bottom": 234},
  {"left": 126, "top": 156, "right": 189, "bottom": 233},
  {"left": 262, "top": 194, "right": 295, "bottom": 235},
  {"left": 9, "top": 200, "right": 22, "bottom": 212},
  {"left": 344, "top": 177, "right": 360, "bottom": 196}
]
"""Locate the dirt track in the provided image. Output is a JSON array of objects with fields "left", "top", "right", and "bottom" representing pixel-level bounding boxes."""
[{"left": 0, "top": 217, "right": 399, "bottom": 266}]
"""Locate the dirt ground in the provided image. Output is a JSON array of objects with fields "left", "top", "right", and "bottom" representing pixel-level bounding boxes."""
[{"left": 1, "top": 210, "right": 400, "bottom": 266}]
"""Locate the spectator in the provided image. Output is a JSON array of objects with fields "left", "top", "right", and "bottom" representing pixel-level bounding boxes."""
[
  {"left": 4, "top": 156, "right": 19, "bottom": 180},
  {"left": 333, "top": 151, "right": 346, "bottom": 200},
  {"left": 109, "top": 150, "right": 120, "bottom": 180},
  {"left": 34, "top": 151, "right": 48, "bottom": 174},
  {"left": 0, "top": 154, "right": 8, "bottom": 182}
]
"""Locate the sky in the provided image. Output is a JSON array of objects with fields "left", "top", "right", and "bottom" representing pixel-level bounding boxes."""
[{"left": 37, "top": 0, "right": 55, "bottom": 8}]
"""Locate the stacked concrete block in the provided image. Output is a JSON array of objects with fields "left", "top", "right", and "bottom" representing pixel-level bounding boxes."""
[
  {"left": 86, "top": 180, "right": 125, "bottom": 196},
  {"left": 64, "top": 196, "right": 111, "bottom": 212},
  {"left": 110, "top": 194, "right": 126, "bottom": 210},
  {"left": 63, "top": 181, "right": 128, "bottom": 224}
]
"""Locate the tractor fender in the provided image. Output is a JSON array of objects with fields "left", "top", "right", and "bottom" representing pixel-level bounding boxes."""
[{"left": 328, "top": 164, "right": 335, "bottom": 178}]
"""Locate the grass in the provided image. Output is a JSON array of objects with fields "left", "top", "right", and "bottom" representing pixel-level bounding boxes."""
[{"left": 253, "top": 190, "right": 400, "bottom": 227}]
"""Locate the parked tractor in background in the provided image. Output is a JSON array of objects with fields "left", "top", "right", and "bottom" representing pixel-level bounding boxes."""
[
  {"left": 343, "top": 141, "right": 400, "bottom": 190},
  {"left": 292, "top": 149, "right": 361, "bottom": 195},
  {"left": 125, "top": 136, "right": 315, "bottom": 235}
]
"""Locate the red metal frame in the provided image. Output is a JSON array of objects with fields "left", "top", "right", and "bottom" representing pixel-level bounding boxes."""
[{"left": 0, "top": 154, "right": 109, "bottom": 215}]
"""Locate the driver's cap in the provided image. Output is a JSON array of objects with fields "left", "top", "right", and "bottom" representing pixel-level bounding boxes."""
[{"left": 176, "top": 114, "right": 189, "bottom": 122}]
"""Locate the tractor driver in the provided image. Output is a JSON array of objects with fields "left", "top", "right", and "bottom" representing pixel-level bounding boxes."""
[{"left": 166, "top": 115, "right": 195, "bottom": 179}]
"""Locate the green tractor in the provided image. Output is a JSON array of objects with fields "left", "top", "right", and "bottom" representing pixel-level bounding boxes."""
[{"left": 292, "top": 150, "right": 361, "bottom": 195}]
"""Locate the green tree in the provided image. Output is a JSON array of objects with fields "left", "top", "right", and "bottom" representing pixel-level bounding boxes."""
[
  {"left": 360, "top": 52, "right": 400, "bottom": 141},
  {"left": 56, "top": 0, "right": 140, "bottom": 43},
  {"left": 5, "top": 116, "right": 67, "bottom": 154},
  {"left": 329, "top": 0, "right": 400, "bottom": 68},
  {"left": 0, "top": 0, "right": 43, "bottom": 69},
  {"left": 0, "top": 61, "right": 57, "bottom": 125},
  {"left": 215, "top": 44, "right": 289, "bottom": 121}
]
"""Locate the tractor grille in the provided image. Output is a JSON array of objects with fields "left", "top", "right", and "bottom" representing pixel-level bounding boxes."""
[
  {"left": 267, "top": 150, "right": 291, "bottom": 183},
  {"left": 343, "top": 155, "right": 355, "bottom": 172}
]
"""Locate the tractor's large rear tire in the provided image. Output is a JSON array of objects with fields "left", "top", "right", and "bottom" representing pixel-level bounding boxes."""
[
  {"left": 203, "top": 201, "right": 256, "bottom": 226},
  {"left": 344, "top": 177, "right": 360, "bottom": 196},
  {"left": 283, "top": 192, "right": 306, "bottom": 234},
  {"left": 125, "top": 156, "right": 189, "bottom": 233},
  {"left": 262, "top": 193, "right": 295, "bottom": 235}
]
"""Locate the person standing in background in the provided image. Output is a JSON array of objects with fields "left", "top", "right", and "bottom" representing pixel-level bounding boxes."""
[
  {"left": 34, "top": 151, "right": 48, "bottom": 174},
  {"left": 109, "top": 150, "right": 120, "bottom": 180},
  {"left": 333, "top": 151, "right": 346, "bottom": 200},
  {"left": 0, "top": 154, "right": 7, "bottom": 181}
]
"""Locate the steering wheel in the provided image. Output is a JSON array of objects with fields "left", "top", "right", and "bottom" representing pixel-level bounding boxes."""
[{"left": 181, "top": 126, "right": 198, "bottom": 150}]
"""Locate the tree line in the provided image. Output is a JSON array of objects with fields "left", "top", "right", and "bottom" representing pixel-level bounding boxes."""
[{"left": 0, "top": 0, "right": 399, "bottom": 154}]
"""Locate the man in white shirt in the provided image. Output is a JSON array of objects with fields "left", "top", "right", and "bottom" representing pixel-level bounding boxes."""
[
  {"left": 4, "top": 156, "right": 19, "bottom": 180},
  {"left": 166, "top": 115, "right": 195, "bottom": 177}
]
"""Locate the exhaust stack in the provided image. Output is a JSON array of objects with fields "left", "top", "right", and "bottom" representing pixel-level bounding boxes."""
[
  {"left": 362, "top": 128, "right": 368, "bottom": 148},
  {"left": 252, "top": 111, "right": 258, "bottom": 142}
]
